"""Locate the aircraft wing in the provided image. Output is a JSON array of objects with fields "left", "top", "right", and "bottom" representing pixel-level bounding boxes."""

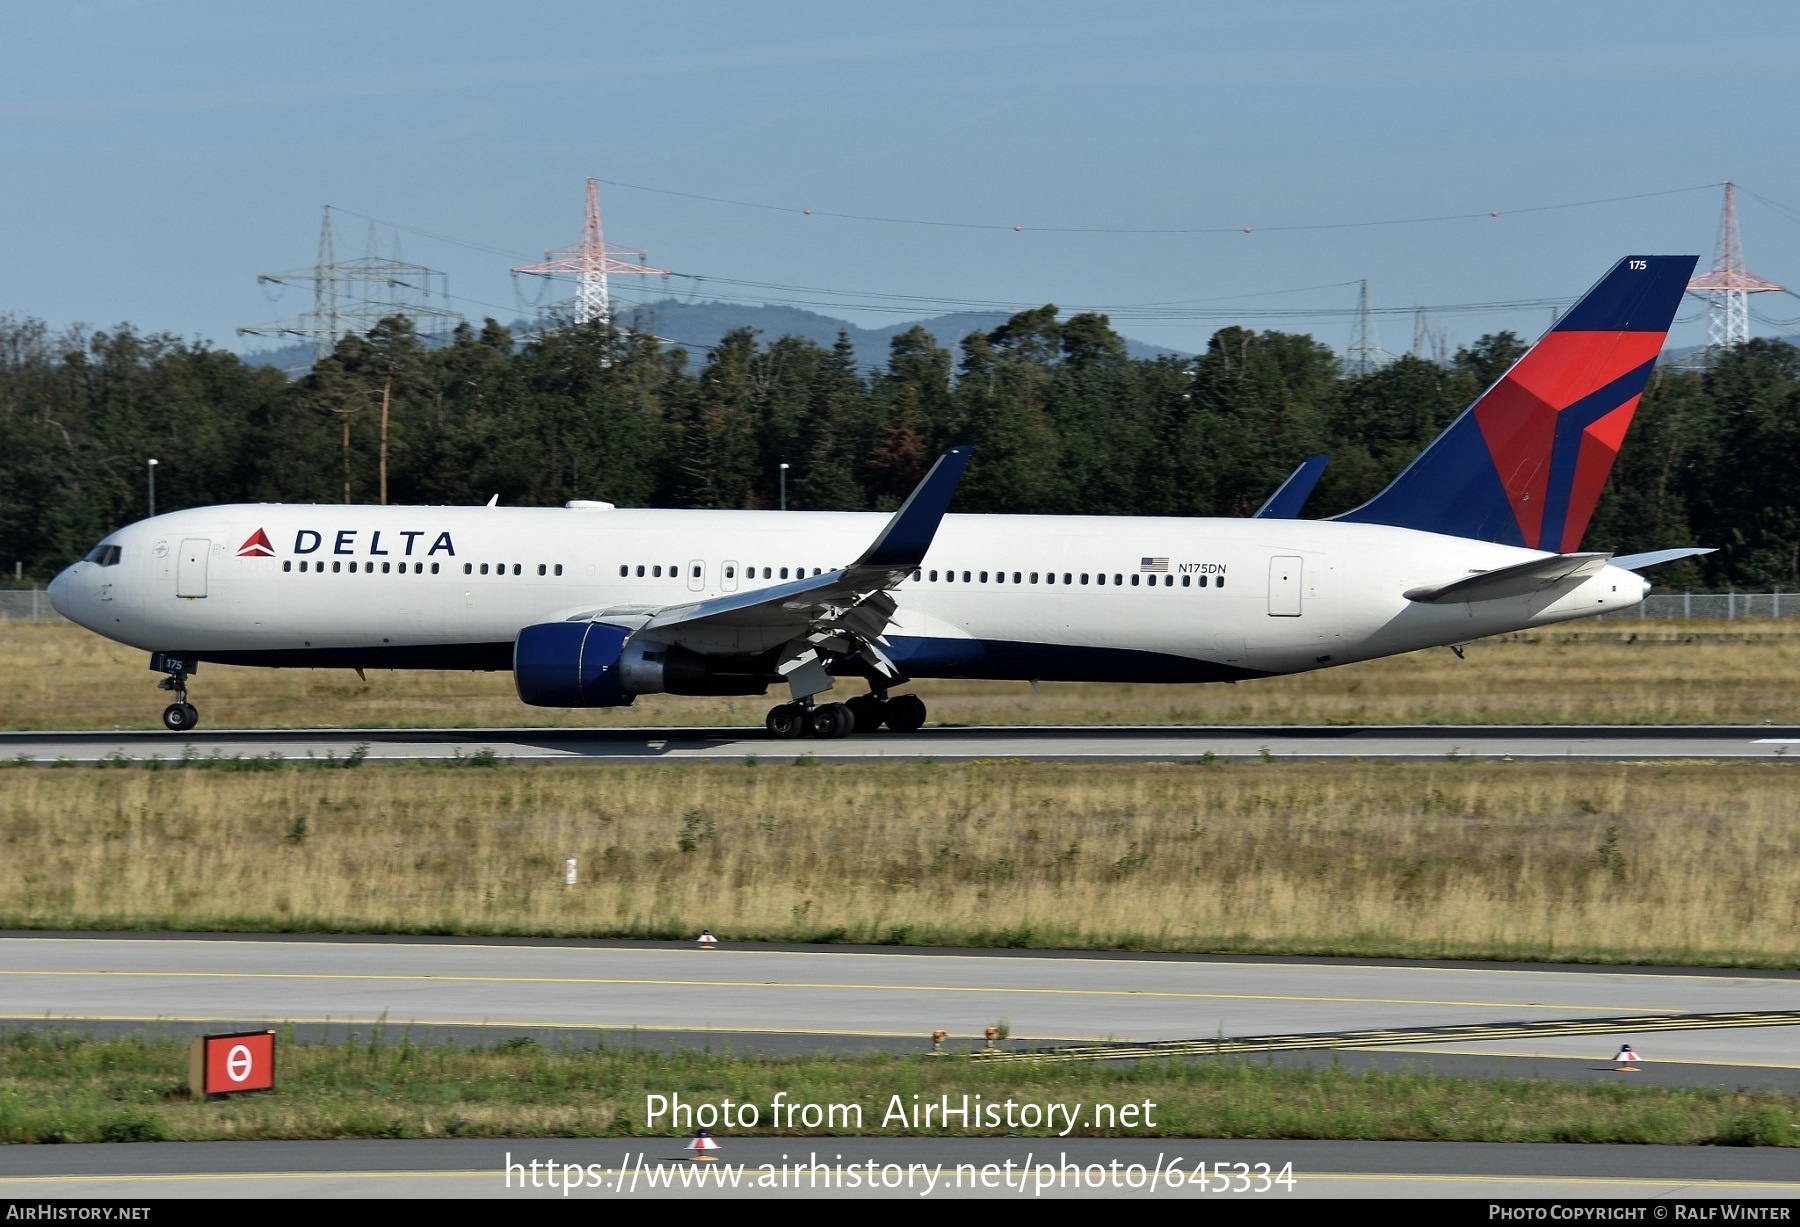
[
  {"left": 636, "top": 447, "right": 972, "bottom": 671},
  {"left": 1403, "top": 552, "right": 1611, "bottom": 604}
]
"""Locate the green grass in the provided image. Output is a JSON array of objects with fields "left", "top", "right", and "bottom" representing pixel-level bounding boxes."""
[{"left": 1, "top": 1032, "right": 1793, "bottom": 1146}]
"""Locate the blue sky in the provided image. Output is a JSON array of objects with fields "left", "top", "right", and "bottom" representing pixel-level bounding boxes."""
[{"left": 5, "top": 0, "right": 1799, "bottom": 358}]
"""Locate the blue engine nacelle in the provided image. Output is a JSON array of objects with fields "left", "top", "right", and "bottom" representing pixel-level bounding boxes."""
[{"left": 513, "top": 621, "right": 634, "bottom": 708}]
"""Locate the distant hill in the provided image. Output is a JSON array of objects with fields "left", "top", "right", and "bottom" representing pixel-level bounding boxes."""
[
  {"left": 627, "top": 299, "right": 1188, "bottom": 369},
  {"left": 241, "top": 301, "right": 1190, "bottom": 375}
]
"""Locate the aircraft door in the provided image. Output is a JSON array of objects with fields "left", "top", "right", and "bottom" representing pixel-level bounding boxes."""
[
  {"left": 687, "top": 560, "right": 705, "bottom": 592},
  {"left": 721, "top": 560, "right": 739, "bottom": 593},
  {"left": 176, "top": 538, "right": 210, "bottom": 598},
  {"left": 1267, "top": 556, "right": 1302, "bottom": 617}
]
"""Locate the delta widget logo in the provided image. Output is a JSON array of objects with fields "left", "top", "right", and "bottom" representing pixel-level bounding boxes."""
[{"left": 237, "top": 528, "right": 276, "bottom": 558}]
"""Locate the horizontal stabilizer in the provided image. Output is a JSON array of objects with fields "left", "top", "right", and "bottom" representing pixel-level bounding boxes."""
[
  {"left": 1612, "top": 547, "right": 1715, "bottom": 571},
  {"left": 1254, "top": 454, "right": 1329, "bottom": 519},
  {"left": 1404, "top": 552, "right": 1610, "bottom": 604}
]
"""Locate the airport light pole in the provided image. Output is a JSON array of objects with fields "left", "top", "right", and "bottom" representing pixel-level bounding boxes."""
[
  {"left": 779, "top": 462, "right": 790, "bottom": 511},
  {"left": 147, "top": 458, "right": 158, "bottom": 518}
]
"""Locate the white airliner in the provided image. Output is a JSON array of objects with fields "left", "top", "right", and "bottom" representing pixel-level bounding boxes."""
[{"left": 49, "top": 256, "right": 1708, "bottom": 737}]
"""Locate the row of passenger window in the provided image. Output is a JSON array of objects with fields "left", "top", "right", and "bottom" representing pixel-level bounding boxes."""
[
  {"left": 617, "top": 564, "right": 826, "bottom": 580},
  {"left": 913, "top": 568, "right": 1222, "bottom": 589},
  {"left": 284, "top": 560, "right": 442, "bottom": 574},
  {"left": 281, "top": 560, "right": 568, "bottom": 577},
  {"left": 463, "top": 563, "right": 565, "bottom": 576}
]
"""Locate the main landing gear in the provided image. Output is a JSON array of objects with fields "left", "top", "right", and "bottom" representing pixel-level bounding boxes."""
[
  {"left": 764, "top": 691, "right": 927, "bottom": 739},
  {"left": 150, "top": 652, "right": 200, "bottom": 732}
]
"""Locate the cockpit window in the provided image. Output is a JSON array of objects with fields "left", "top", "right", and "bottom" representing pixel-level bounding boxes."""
[{"left": 82, "top": 543, "right": 123, "bottom": 567}]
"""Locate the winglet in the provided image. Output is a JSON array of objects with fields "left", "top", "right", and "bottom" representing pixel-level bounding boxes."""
[
  {"left": 1254, "top": 454, "right": 1329, "bottom": 519},
  {"left": 853, "top": 447, "right": 972, "bottom": 569}
]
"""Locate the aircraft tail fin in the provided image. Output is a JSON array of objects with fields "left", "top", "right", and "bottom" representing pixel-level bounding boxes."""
[{"left": 1333, "top": 255, "right": 1697, "bottom": 550}]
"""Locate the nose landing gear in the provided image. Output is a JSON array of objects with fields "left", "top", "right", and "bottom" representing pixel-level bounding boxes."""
[{"left": 150, "top": 652, "right": 200, "bottom": 732}]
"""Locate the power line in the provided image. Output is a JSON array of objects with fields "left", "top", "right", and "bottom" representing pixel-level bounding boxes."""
[{"left": 591, "top": 177, "right": 1717, "bottom": 237}]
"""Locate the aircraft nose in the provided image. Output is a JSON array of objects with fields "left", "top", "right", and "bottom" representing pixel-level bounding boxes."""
[{"left": 46, "top": 566, "right": 75, "bottom": 618}]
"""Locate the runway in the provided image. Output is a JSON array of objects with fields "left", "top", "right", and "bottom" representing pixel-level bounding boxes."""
[
  {"left": 4, "top": 722, "right": 1798, "bottom": 763},
  {"left": 5, "top": 935, "right": 1797, "bottom": 1081}
]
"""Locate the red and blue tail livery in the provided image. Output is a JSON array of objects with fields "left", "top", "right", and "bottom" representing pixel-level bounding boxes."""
[{"left": 1336, "top": 255, "right": 1698, "bottom": 550}]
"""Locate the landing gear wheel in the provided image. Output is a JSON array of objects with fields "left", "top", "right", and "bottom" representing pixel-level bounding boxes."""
[
  {"left": 765, "top": 703, "right": 805, "bottom": 740},
  {"left": 845, "top": 694, "right": 886, "bottom": 734},
  {"left": 162, "top": 702, "right": 197, "bottom": 732},
  {"left": 809, "top": 702, "right": 853, "bottom": 740},
  {"left": 183, "top": 703, "right": 199, "bottom": 730},
  {"left": 883, "top": 693, "right": 927, "bottom": 733}
]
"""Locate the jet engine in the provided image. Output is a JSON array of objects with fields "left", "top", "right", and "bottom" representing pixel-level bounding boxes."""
[{"left": 514, "top": 621, "right": 773, "bottom": 707}]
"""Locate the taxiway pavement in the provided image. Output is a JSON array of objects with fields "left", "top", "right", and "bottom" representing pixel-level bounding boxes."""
[
  {"left": 4, "top": 936, "right": 1795, "bottom": 1085},
  {"left": 3, "top": 1137, "right": 1798, "bottom": 1200}
]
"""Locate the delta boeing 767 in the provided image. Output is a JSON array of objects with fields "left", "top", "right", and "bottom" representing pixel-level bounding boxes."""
[{"left": 49, "top": 255, "right": 1708, "bottom": 738}]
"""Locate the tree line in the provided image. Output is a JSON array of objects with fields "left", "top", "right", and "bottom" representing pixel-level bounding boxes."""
[{"left": 1, "top": 307, "right": 1795, "bottom": 590}]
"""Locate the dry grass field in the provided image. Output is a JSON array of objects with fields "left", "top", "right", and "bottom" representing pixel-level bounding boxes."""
[
  {"left": 4, "top": 760, "right": 1795, "bottom": 966},
  {"left": 3, "top": 618, "right": 1798, "bottom": 730}
]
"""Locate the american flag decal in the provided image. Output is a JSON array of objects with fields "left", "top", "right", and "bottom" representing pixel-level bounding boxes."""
[{"left": 1140, "top": 557, "right": 1169, "bottom": 572}]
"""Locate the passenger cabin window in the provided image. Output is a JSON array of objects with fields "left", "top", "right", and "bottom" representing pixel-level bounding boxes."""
[
  {"left": 283, "top": 561, "right": 292, "bottom": 572},
  {"left": 430, "top": 563, "right": 440, "bottom": 574},
  {"left": 554, "top": 564, "right": 563, "bottom": 576}
]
